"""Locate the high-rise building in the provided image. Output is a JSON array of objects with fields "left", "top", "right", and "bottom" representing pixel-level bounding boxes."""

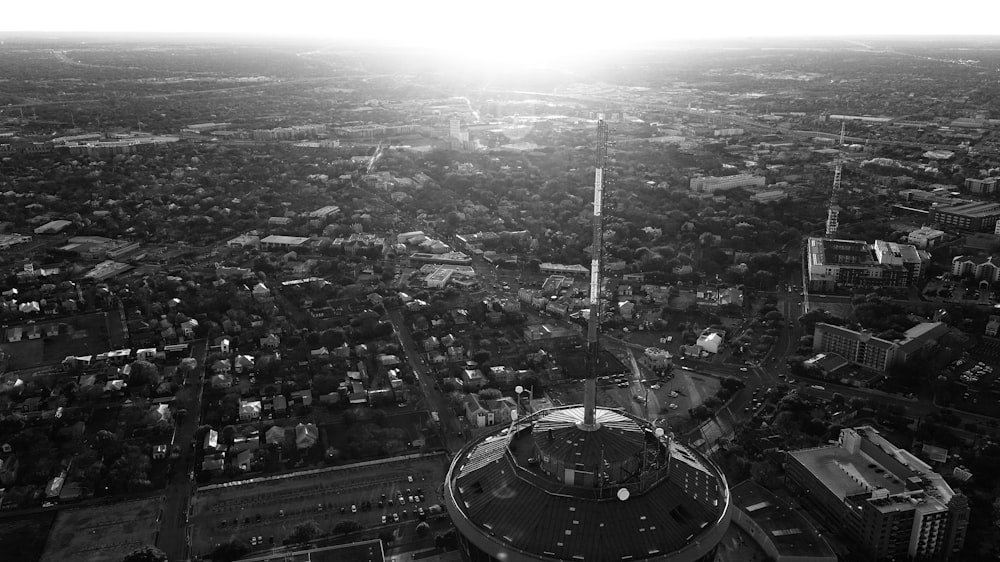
[{"left": 786, "top": 426, "right": 969, "bottom": 561}]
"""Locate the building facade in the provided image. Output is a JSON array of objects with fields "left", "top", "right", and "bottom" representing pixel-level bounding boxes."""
[
  {"left": 951, "top": 255, "right": 1000, "bottom": 283},
  {"left": 964, "top": 177, "right": 997, "bottom": 194},
  {"left": 786, "top": 427, "right": 969, "bottom": 561},
  {"left": 906, "top": 226, "right": 945, "bottom": 249},
  {"left": 807, "top": 237, "right": 928, "bottom": 292},
  {"left": 812, "top": 322, "right": 946, "bottom": 373},
  {"left": 689, "top": 173, "right": 766, "bottom": 193},
  {"left": 930, "top": 201, "right": 1000, "bottom": 232}
]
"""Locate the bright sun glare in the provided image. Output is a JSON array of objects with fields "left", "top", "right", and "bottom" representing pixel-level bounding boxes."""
[{"left": 4, "top": 0, "right": 1000, "bottom": 46}]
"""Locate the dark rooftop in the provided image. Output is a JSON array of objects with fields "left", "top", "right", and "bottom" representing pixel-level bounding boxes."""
[
  {"left": 731, "top": 480, "right": 836, "bottom": 559},
  {"left": 446, "top": 406, "right": 731, "bottom": 561}
]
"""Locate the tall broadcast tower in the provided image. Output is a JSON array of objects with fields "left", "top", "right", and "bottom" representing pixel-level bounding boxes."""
[
  {"left": 442, "top": 113, "right": 733, "bottom": 562},
  {"left": 581, "top": 115, "right": 610, "bottom": 429},
  {"left": 825, "top": 122, "right": 847, "bottom": 237}
]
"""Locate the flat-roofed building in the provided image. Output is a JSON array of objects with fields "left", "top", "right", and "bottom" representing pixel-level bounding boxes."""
[
  {"left": 523, "top": 323, "right": 580, "bottom": 349},
  {"left": 807, "top": 237, "right": 928, "bottom": 292},
  {"left": 227, "top": 233, "right": 260, "bottom": 248},
  {"left": 308, "top": 205, "right": 341, "bottom": 219},
  {"left": 260, "top": 235, "right": 309, "bottom": 250},
  {"left": 964, "top": 177, "right": 998, "bottom": 194},
  {"left": 34, "top": 220, "right": 72, "bottom": 235},
  {"left": 813, "top": 321, "right": 946, "bottom": 372},
  {"left": 930, "top": 201, "right": 1000, "bottom": 232},
  {"left": 907, "top": 226, "right": 945, "bottom": 249},
  {"left": 786, "top": 426, "right": 969, "bottom": 561},
  {"left": 409, "top": 251, "right": 471, "bottom": 265},
  {"left": 750, "top": 189, "right": 788, "bottom": 203},
  {"left": 690, "top": 173, "right": 766, "bottom": 193},
  {"left": 730, "top": 480, "right": 837, "bottom": 562},
  {"left": 0, "top": 233, "right": 32, "bottom": 250},
  {"left": 425, "top": 267, "right": 453, "bottom": 288},
  {"left": 538, "top": 262, "right": 589, "bottom": 276}
]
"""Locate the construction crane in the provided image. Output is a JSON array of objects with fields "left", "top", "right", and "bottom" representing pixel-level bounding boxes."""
[
  {"left": 582, "top": 115, "right": 611, "bottom": 429},
  {"left": 825, "top": 122, "right": 847, "bottom": 237}
]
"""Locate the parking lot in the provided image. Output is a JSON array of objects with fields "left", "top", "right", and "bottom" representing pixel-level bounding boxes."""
[{"left": 189, "top": 452, "right": 449, "bottom": 557}]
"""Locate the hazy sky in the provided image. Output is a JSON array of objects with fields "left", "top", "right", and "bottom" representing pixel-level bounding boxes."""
[{"left": 4, "top": 0, "right": 999, "bottom": 48}]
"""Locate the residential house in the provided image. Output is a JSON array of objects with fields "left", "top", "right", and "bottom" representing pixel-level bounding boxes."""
[
  {"left": 203, "top": 429, "right": 219, "bottom": 452},
  {"left": 273, "top": 395, "right": 288, "bottom": 416},
  {"left": 333, "top": 343, "right": 351, "bottom": 359},
  {"left": 234, "top": 354, "right": 255, "bottom": 374},
  {"left": 202, "top": 454, "right": 225, "bottom": 473},
  {"left": 260, "top": 333, "right": 280, "bottom": 349},
  {"left": 618, "top": 301, "right": 635, "bottom": 318},
  {"left": 212, "top": 359, "right": 232, "bottom": 375},
  {"left": 465, "top": 394, "right": 489, "bottom": 428},
  {"left": 486, "top": 397, "right": 518, "bottom": 425},
  {"left": 378, "top": 354, "right": 401, "bottom": 369},
  {"left": 180, "top": 318, "right": 199, "bottom": 338},
  {"left": 461, "top": 368, "right": 485, "bottom": 389},
  {"left": 696, "top": 331, "right": 723, "bottom": 354},
  {"left": 239, "top": 400, "right": 262, "bottom": 421},
  {"left": 265, "top": 425, "right": 286, "bottom": 446},
  {"left": 252, "top": 283, "right": 272, "bottom": 301},
  {"left": 295, "top": 423, "right": 319, "bottom": 449},
  {"left": 488, "top": 365, "right": 516, "bottom": 386}
]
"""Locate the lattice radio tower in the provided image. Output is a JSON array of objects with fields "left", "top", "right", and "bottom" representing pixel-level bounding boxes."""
[
  {"left": 581, "top": 115, "right": 612, "bottom": 429},
  {"left": 825, "top": 121, "right": 847, "bottom": 237}
]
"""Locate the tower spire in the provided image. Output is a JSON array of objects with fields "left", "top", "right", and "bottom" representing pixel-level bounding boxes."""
[{"left": 581, "top": 115, "right": 611, "bottom": 430}]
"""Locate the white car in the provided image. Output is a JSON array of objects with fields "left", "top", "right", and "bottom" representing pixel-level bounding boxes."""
[
  {"left": 669, "top": 403, "right": 679, "bottom": 410},
  {"left": 669, "top": 390, "right": 679, "bottom": 398},
  {"left": 651, "top": 384, "right": 661, "bottom": 390}
]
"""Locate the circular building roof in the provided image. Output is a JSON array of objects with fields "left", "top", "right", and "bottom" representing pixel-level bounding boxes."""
[
  {"left": 444, "top": 405, "right": 732, "bottom": 562},
  {"left": 533, "top": 407, "right": 646, "bottom": 468}
]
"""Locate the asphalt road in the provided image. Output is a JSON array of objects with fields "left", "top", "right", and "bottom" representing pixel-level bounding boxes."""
[
  {"left": 387, "top": 309, "right": 463, "bottom": 454},
  {"left": 156, "top": 339, "right": 209, "bottom": 561}
]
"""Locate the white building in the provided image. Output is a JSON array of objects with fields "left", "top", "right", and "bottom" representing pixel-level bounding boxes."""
[
  {"left": 689, "top": 174, "right": 766, "bottom": 193},
  {"left": 641, "top": 347, "right": 673, "bottom": 370},
  {"left": 907, "top": 226, "right": 945, "bottom": 249},
  {"left": 696, "top": 332, "right": 723, "bottom": 354}
]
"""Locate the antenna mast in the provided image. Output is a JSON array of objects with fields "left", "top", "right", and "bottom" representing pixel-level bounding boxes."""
[
  {"left": 581, "top": 115, "right": 611, "bottom": 430},
  {"left": 825, "top": 121, "right": 846, "bottom": 237}
]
